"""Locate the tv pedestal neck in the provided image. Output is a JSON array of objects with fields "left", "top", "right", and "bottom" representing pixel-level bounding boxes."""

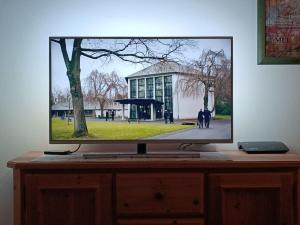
[{"left": 137, "top": 143, "right": 147, "bottom": 154}]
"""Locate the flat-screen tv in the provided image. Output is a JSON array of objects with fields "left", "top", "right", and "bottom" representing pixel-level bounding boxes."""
[{"left": 50, "top": 37, "right": 233, "bottom": 144}]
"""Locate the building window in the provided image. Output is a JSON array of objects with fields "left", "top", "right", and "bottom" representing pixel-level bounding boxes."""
[
  {"left": 138, "top": 79, "right": 145, "bottom": 98},
  {"left": 130, "top": 79, "right": 136, "bottom": 99},
  {"left": 164, "top": 76, "right": 173, "bottom": 112},
  {"left": 130, "top": 104, "right": 137, "bottom": 119},
  {"left": 155, "top": 77, "right": 163, "bottom": 102},
  {"left": 146, "top": 78, "right": 153, "bottom": 99}
]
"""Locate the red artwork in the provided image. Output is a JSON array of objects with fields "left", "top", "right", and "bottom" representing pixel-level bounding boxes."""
[{"left": 265, "top": 0, "right": 300, "bottom": 57}]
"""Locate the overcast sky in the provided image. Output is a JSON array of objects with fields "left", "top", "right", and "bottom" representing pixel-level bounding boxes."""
[{"left": 51, "top": 38, "right": 232, "bottom": 92}]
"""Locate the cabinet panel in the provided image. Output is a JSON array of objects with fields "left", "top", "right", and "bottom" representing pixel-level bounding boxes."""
[
  {"left": 117, "top": 173, "right": 204, "bottom": 216},
  {"left": 208, "top": 172, "right": 294, "bottom": 225},
  {"left": 25, "top": 174, "right": 112, "bottom": 225},
  {"left": 117, "top": 218, "right": 204, "bottom": 225}
]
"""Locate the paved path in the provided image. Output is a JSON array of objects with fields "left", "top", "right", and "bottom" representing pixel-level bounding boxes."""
[{"left": 147, "top": 120, "right": 231, "bottom": 140}]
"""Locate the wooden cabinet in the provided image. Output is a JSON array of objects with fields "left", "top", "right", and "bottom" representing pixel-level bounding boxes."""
[
  {"left": 208, "top": 173, "right": 294, "bottom": 225},
  {"left": 25, "top": 174, "right": 112, "bottom": 225},
  {"left": 7, "top": 151, "right": 300, "bottom": 225}
]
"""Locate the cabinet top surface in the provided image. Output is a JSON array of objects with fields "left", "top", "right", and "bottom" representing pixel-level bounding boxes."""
[{"left": 7, "top": 150, "right": 300, "bottom": 169}]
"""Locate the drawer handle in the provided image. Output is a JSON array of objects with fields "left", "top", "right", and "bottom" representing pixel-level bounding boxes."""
[
  {"left": 193, "top": 198, "right": 200, "bottom": 205},
  {"left": 154, "top": 192, "right": 164, "bottom": 200}
]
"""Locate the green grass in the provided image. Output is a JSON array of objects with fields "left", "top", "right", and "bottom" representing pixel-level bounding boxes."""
[
  {"left": 51, "top": 118, "right": 193, "bottom": 140},
  {"left": 213, "top": 114, "right": 231, "bottom": 120}
]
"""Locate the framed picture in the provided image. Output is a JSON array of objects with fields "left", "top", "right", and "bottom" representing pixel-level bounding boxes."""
[{"left": 258, "top": 0, "right": 300, "bottom": 64}]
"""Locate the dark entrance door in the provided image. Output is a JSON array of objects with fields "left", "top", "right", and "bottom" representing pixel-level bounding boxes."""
[
  {"left": 156, "top": 105, "right": 162, "bottom": 119},
  {"left": 138, "top": 105, "right": 151, "bottom": 120},
  {"left": 130, "top": 105, "right": 137, "bottom": 119}
]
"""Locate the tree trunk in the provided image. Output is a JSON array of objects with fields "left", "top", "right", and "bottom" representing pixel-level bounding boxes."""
[
  {"left": 97, "top": 99, "right": 105, "bottom": 117},
  {"left": 69, "top": 72, "right": 88, "bottom": 137},
  {"left": 67, "top": 39, "right": 88, "bottom": 137},
  {"left": 203, "top": 86, "right": 209, "bottom": 110},
  {"left": 100, "top": 102, "right": 105, "bottom": 117}
]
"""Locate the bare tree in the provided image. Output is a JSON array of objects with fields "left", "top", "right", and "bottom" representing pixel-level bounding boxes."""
[
  {"left": 214, "top": 58, "right": 232, "bottom": 102},
  {"left": 86, "top": 70, "right": 111, "bottom": 117},
  {"left": 51, "top": 38, "right": 186, "bottom": 137},
  {"left": 52, "top": 87, "right": 71, "bottom": 104},
  {"left": 177, "top": 49, "right": 229, "bottom": 111},
  {"left": 85, "top": 70, "right": 128, "bottom": 117},
  {"left": 107, "top": 71, "right": 128, "bottom": 100}
]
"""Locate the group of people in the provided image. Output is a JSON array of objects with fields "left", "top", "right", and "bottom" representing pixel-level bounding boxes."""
[
  {"left": 105, "top": 110, "right": 115, "bottom": 121},
  {"left": 138, "top": 110, "right": 148, "bottom": 121},
  {"left": 164, "top": 110, "right": 174, "bottom": 124},
  {"left": 197, "top": 108, "right": 212, "bottom": 128}
]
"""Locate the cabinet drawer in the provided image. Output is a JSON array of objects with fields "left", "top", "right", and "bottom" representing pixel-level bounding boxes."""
[
  {"left": 118, "top": 218, "right": 204, "bottom": 225},
  {"left": 116, "top": 173, "right": 204, "bottom": 216}
]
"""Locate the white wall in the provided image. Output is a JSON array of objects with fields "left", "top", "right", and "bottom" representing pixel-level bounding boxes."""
[
  {"left": 173, "top": 74, "right": 204, "bottom": 119},
  {"left": 1, "top": 0, "right": 300, "bottom": 224}
]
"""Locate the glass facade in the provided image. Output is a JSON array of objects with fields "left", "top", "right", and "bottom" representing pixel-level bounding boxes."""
[
  {"left": 130, "top": 104, "right": 137, "bottom": 119},
  {"left": 155, "top": 77, "right": 163, "bottom": 102},
  {"left": 130, "top": 79, "right": 136, "bottom": 98},
  {"left": 138, "top": 79, "right": 145, "bottom": 98},
  {"left": 128, "top": 76, "right": 173, "bottom": 120},
  {"left": 164, "top": 76, "right": 173, "bottom": 112},
  {"left": 155, "top": 77, "right": 163, "bottom": 118},
  {"left": 146, "top": 78, "right": 153, "bottom": 99}
]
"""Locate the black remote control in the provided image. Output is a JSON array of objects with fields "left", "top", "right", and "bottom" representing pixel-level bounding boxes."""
[{"left": 44, "top": 150, "right": 73, "bottom": 155}]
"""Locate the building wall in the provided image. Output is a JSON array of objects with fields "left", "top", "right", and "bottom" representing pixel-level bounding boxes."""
[
  {"left": 1, "top": 1, "right": 300, "bottom": 224},
  {"left": 129, "top": 73, "right": 217, "bottom": 120},
  {"left": 172, "top": 74, "right": 205, "bottom": 120}
]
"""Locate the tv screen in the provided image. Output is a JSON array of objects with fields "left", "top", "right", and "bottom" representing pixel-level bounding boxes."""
[{"left": 50, "top": 37, "right": 232, "bottom": 143}]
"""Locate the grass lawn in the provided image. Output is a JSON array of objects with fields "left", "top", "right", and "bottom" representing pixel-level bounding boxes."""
[
  {"left": 213, "top": 114, "right": 231, "bottom": 120},
  {"left": 51, "top": 118, "right": 193, "bottom": 140}
]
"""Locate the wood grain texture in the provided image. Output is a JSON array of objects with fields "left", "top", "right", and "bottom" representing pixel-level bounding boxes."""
[
  {"left": 7, "top": 150, "right": 300, "bottom": 169},
  {"left": 116, "top": 173, "right": 204, "bottom": 217},
  {"left": 117, "top": 218, "right": 204, "bottom": 225},
  {"left": 7, "top": 150, "right": 300, "bottom": 225},
  {"left": 208, "top": 172, "right": 294, "bottom": 225},
  {"left": 13, "top": 169, "right": 22, "bottom": 225},
  {"left": 297, "top": 169, "right": 300, "bottom": 225},
  {"left": 25, "top": 173, "right": 112, "bottom": 225}
]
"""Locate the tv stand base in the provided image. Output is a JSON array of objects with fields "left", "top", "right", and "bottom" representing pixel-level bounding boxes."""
[{"left": 82, "top": 151, "right": 200, "bottom": 159}]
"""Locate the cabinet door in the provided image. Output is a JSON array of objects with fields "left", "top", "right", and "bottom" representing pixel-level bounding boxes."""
[
  {"left": 208, "top": 173, "right": 294, "bottom": 225},
  {"left": 25, "top": 173, "right": 112, "bottom": 225},
  {"left": 117, "top": 218, "right": 204, "bottom": 225}
]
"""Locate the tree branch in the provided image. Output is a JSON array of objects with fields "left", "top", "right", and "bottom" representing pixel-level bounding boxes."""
[
  {"left": 50, "top": 39, "right": 60, "bottom": 44},
  {"left": 81, "top": 49, "right": 166, "bottom": 62}
]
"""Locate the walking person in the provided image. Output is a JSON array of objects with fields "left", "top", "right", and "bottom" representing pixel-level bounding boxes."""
[
  {"left": 169, "top": 111, "right": 174, "bottom": 123},
  {"left": 164, "top": 110, "right": 169, "bottom": 124},
  {"left": 105, "top": 111, "right": 109, "bottom": 121},
  {"left": 137, "top": 109, "right": 142, "bottom": 123},
  {"left": 203, "top": 108, "right": 212, "bottom": 128},
  {"left": 197, "top": 109, "right": 204, "bottom": 128},
  {"left": 111, "top": 110, "right": 115, "bottom": 121}
]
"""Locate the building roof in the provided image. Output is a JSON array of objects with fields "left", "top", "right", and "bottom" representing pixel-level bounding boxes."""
[
  {"left": 125, "top": 61, "right": 199, "bottom": 80},
  {"left": 115, "top": 98, "right": 164, "bottom": 106},
  {"left": 51, "top": 101, "right": 127, "bottom": 111}
]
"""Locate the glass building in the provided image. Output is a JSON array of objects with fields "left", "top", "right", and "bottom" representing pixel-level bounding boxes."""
[
  {"left": 121, "top": 62, "right": 213, "bottom": 121},
  {"left": 128, "top": 75, "right": 172, "bottom": 120}
]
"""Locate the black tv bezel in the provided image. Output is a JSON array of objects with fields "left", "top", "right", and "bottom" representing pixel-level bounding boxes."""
[{"left": 49, "top": 36, "right": 233, "bottom": 144}]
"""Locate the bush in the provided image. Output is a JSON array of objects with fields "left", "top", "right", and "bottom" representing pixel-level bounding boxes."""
[{"left": 215, "top": 98, "right": 232, "bottom": 115}]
